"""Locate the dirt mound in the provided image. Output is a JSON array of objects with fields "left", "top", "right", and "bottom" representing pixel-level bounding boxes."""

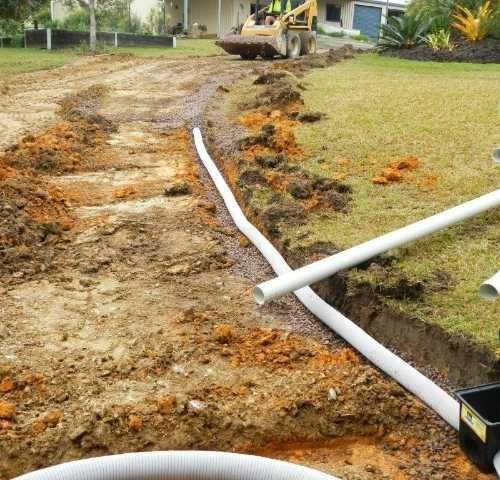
[
  {"left": 261, "top": 203, "right": 307, "bottom": 237},
  {"left": 383, "top": 37, "right": 500, "bottom": 64},
  {"left": 1, "top": 85, "right": 115, "bottom": 175},
  {"left": 58, "top": 84, "right": 108, "bottom": 120},
  {"left": 238, "top": 110, "right": 303, "bottom": 160},
  {"left": 232, "top": 79, "right": 353, "bottom": 238},
  {"left": 0, "top": 85, "right": 114, "bottom": 279},
  {"left": 253, "top": 71, "right": 290, "bottom": 85},
  {"left": 252, "top": 80, "right": 304, "bottom": 109},
  {"left": 372, "top": 156, "right": 419, "bottom": 185},
  {"left": 0, "top": 166, "right": 73, "bottom": 276},
  {"left": 279, "top": 46, "right": 360, "bottom": 74},
  {"left": 297, "top": 111, "right": 324, "bottom": 123}
]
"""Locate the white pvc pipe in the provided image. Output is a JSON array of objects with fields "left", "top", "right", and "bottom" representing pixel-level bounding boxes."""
[
  {"left": 254, "top": 190, "right": 500, "bottom": 305},
  {"left": 193, "top": 128, "right": 460, "bottom": 430},
  {"left": 494, "top": 451, "right": 500, "bottom": 478},
  {"left": 13, "top": 451, "right": 339, "bottom": 480},
  {"left": 480, "top": 271, "right": 500, "bottom": 300}
]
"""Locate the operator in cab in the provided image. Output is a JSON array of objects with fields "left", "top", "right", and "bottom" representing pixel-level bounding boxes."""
[{"left": 265, "top": 0, "right": 292, "bottom": 25}]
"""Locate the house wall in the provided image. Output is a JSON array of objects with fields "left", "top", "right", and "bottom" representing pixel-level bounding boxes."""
[
  {"left": 353, "top": 0, "right": 406, "bottom": 26},
  {"left": 189, "top": 0, "right": 251, "bottom": 36},
  {"left": 317, "top": 0, "right": 354, "bottom": 30}
]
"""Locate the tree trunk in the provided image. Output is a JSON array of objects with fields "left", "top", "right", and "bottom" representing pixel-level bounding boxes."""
[{"left": 89, "top": 0, "right": 97, "bottom": 53}]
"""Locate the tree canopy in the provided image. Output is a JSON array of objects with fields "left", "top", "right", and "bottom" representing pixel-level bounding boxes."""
[{"left": 0, "top": 0, "right": 49, "bottom": 22}]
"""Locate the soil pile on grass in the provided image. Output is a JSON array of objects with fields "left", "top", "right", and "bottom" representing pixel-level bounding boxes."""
[
  {"left": 1, "top": 85, "right": 115, "bottom": 175},
  {"left": 372, "top": 156, "right": 419, "bottom": 185},
  {"left": 278, "top": 45, "right": 359, "bottom": 74},
  {"left": 383, "top": 37, "right": 500, "bottom": 63},
  {"left": 229, "top": 72, "right": 353, "bottom": 240}
]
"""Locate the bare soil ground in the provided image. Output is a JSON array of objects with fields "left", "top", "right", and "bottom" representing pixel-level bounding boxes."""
[{"left": 0, "top": 53, "right": 494, "bottom": 479}]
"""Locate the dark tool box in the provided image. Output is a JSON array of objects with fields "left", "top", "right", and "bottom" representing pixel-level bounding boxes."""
[{"left": 455, "top": 382, "right": 500, "bottom": 473}]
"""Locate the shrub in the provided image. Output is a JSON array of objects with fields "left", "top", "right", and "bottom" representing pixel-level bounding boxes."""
[
  {"left": 378, "top": 13, "right": 430, "bottom": 49},
  {"left": 452, "top": 1, "right": 493, "bottom": 41},
  {"left": 488, "top": 8, "right": 500, "bottom": 38},
  {"left": 424, "top": 29, "right": 455, "bottom": 49},
  {"left": 0, "top": 18, "right": 21, "bottom": 37},
  {"left": 406, "top": 0, "right": 499, "bottom": 39},
  {"left": 351, "top": 33, "right": 370, "bottom": 41}
]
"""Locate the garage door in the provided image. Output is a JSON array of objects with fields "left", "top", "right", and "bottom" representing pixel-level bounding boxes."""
[{"left": 353, "top": 4, "right": 382, "bottom": 40}]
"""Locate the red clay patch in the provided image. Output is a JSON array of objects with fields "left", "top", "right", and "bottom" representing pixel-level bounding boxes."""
[{"left": 373, "top": 156, "right": 420, "bottom": 185}]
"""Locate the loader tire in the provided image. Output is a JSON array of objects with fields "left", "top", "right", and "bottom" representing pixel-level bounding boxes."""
[
  {"left": 286, "top": 32, "right": 302, "bottom": 59},
  {"left": 301, "top": 32, "right": 317, "bottom": 55}
]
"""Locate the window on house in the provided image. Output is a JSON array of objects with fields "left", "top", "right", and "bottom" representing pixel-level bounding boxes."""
[{"left": 326, "top": 3, "right": 341, "bottom": 22}]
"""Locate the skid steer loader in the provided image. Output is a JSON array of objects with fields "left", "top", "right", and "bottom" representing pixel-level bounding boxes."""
[{"left": 216, "top": 0, "right": 318, "bottom": 60}]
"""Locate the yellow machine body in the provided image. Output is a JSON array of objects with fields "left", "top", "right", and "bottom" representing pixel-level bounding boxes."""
[{"left": 216, "top": 0, "right": 318, "bottom": 59}]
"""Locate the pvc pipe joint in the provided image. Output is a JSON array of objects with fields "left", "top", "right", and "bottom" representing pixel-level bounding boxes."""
[{"left": 480, "top": 271, "right": 500, "bottom": 300}]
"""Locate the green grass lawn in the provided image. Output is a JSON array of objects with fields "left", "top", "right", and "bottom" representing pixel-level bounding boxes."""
[
  {"left": 117, "top": 38, "right": 223, "bottom": 58},
  {"left": 0, "top": 40, "right": 222, "bottom": 78},
  {"left": 288, "top": 54, "right": 500, "bottom": 354},
  {"left": 0, "top": 48, "right": 79, "bottom": 77}
]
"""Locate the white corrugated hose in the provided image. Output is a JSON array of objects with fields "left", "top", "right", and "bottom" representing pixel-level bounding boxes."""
[{"left": 13, "top": 451, "right": 339, "bottom": 480}]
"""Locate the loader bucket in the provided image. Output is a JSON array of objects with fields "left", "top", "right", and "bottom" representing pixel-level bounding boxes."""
[{"left": 216, "top": 34, "right": 281, "bottom": 58}]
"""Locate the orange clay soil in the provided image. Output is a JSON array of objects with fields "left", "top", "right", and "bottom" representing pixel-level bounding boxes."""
[
  {"left": 372, "top": 156, "right": 420, "bottom": 185},
  {"left": 239, "top": 109, "right": 303, "bottom": 161}
]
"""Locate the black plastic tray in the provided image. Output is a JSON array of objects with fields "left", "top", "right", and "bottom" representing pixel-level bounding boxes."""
[{"left": 455, "top": 382, "right": 500, "bottom": 473}]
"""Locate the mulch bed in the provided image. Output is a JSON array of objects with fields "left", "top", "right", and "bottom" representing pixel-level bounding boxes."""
[{"left": 383, "top": 37, "right": 500, "bottom": 63}]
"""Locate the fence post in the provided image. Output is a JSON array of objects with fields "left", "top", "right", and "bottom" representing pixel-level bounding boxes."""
[
  {"left": 46, "top": 28, "right": 52, "bottom": 50},
  {"left": 114, "top": 32, "right": 118, "bottom": 47}
]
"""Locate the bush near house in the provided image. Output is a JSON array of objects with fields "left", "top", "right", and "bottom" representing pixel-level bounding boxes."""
[{"left": 378, "top": 0, "right": 500, "bottom": 62}]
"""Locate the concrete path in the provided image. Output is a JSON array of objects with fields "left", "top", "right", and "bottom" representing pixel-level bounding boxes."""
[{"left": 317, "top": 33, "right": 375, "bottom": 51}]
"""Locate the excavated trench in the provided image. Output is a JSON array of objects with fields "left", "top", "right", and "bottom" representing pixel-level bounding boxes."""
[
  {"left": 0, "top": 52, "right": 495, "bottom": 480},
  {"left": 201, "top": 50, "right": 499, "bottom": 388}
]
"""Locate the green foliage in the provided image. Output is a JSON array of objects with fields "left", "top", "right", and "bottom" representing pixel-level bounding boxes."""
[
  {"left": 378, "top": 13, "right": 430, "bottom": 49},
  {"left": 0, "top": 18, "right": 21, "bottom": 36},
  {"left": 53, "top": 8, "right": 90, "bottom": 31},
  {"left": 0, "top": 0, "right": 49, "bottom": 22},
  {"left": 452, "top": 1, "right": 493, "bottom": 41},
  {"left": 488, "top": 7, "right": 500, "bottom": 37},
  {"left": 53, "top": 0, "right": 143, "bottom": 33},
  {"left": 406, "top": 0, "right": 499, "bottom": 37},
  {"left": 424, "top": 28, "right": 455, "bottom": 49}
]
